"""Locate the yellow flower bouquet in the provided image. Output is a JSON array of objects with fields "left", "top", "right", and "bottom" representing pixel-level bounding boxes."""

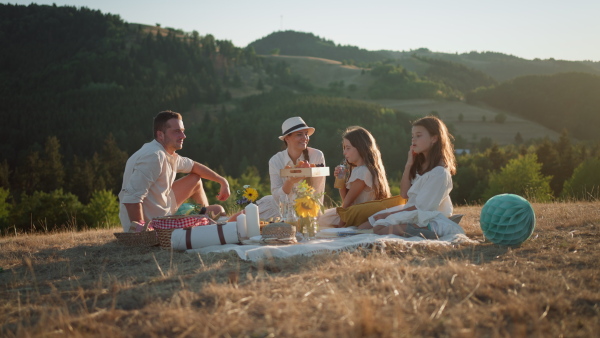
[
  {"left": 294, "top": 181, "right": 323, "bottom": 239},
  {"left": 236, "top": 185, "right": 259, "bottom": 207}
]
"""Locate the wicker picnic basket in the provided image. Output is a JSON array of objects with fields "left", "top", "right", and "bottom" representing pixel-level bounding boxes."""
[
  {"left": 114, "top": 223, "right": 159, "bottom": 247},
  {"left": 151, "top": 215, "right": 215, "bottom": 249}
]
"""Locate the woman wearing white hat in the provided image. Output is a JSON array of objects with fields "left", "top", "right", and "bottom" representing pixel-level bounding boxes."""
[
  {"left": 233, "top": 117, "right": 326, "bottom": 221},
  {"left": 269, "top": 116, "right": 326, "bottom": 203}
]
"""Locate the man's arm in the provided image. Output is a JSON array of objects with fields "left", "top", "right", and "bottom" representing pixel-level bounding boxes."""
[
  {"left": 191, "top": 162, "right": 230, "bottom": 201},
  {"left": 123, "top": 202, "right": 144, "bottom": 222}
]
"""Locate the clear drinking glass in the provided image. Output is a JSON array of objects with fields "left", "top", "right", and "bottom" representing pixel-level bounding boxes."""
[{"left": 334, "top": 159, "right": 347, "bottom": 189}]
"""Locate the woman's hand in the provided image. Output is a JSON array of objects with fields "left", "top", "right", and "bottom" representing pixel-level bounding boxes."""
[
  {"left": 288, "top": 176, "right": 305, "bottom": 185},
  {"left": 373, "top": 212, "right": 391, "bottom": 221},
  {"left": 282, "top": 176, "right": 305, "bottom": 195}
]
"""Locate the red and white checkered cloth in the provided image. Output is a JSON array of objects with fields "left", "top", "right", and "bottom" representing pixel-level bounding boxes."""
[{"left": 150, "top": 215, "right": 213, "bottom": 230}]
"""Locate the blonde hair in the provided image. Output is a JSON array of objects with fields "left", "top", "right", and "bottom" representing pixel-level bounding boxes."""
[
  {"left": 410, "top": 116, "right": 456, "bottom": 179},
  {"left": 342, "top": 126, "right": 391, "bottom": 200}
]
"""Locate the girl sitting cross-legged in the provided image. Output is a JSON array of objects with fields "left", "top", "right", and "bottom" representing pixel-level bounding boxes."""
[{"left": 363, "top": 116, "right": 465, "bottom": 239}]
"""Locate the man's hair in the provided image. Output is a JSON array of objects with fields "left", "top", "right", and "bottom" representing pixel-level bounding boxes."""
[{"left": 153, "top": 111, "right": 182, "bottom": 138}]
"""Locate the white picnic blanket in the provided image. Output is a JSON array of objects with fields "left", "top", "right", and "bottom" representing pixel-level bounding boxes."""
[{"left": 186, "top": 229, "right": 477, "bottom": 262}]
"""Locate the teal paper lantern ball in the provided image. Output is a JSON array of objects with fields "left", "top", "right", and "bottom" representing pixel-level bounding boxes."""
[{"left": 480, "top": 194, "right": 536, "bottom": 246}]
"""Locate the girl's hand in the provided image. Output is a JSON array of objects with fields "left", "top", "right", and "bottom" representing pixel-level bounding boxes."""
[
  {"left": 373, "top": 212, "right": 391, "bottom": 221},
  {"left": 406, "top": 146, "right": 416, "bottom": 167},
  {"left": 333, "top": 166, "right": 343, "bottom": 177}
]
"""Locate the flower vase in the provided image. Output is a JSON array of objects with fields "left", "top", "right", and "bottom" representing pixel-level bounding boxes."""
[{"left": 299, "top": 216, "right": 318, "bottom": 240}]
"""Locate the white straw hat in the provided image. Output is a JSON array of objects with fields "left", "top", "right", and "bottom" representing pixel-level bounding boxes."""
[{"left": 278, "top": 116, "right": 315, "bottom": 141}]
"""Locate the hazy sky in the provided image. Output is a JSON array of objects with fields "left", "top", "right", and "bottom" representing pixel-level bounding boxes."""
[{"left": 7, "top": 0, "right": 600, "bottom": 61}]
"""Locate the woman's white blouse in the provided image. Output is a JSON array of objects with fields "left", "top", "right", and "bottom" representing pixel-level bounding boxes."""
[{"left": 268, "top": 147, "right": 326, "bottom": 203}]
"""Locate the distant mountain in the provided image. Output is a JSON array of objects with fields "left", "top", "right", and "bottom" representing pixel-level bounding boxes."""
[
  {"left": 250, "top": 31, "right": 496, "bottom": 95},
  {"left": 386, "top": 49, "right": 600, "bottom": 82},
  {"left": 248, "top": 30, "right": 388, "bottom": 64},
  {"left": 248, "top": 31, "right": 600, "bottom": 82}
]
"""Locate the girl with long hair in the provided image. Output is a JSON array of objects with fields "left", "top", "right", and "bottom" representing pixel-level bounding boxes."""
[
  {"left": 366, "top": 116, "right": 464, "bottom": 238},
  {"left": 318, "top": 126, "right": 390, "bottom": 228}
]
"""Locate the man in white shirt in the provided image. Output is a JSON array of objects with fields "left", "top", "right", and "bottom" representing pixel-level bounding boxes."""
[{"left": 118, "top": 111, "right": 230, "bottom": 232}]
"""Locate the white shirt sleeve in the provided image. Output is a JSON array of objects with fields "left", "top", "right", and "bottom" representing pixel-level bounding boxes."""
[
  {"left": 411, "top": 167, "right": 453, "bottom": 212},
  {"left": 269, "top": 152, "right": 286, "bottom": 200},
  {"left": 176, "top": 155, "right": 194, "bottom": 173},
  {"left": 346, "top": 165, "right": 373, "bottom": 189}
]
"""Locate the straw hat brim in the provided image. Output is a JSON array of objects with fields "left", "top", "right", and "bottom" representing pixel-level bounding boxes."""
[{"left": 278, "top": 126, "right": 315, "bottom": 140}]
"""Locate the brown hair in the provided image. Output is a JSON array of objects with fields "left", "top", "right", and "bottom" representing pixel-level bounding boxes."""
[
  {"left": 342, "top": 126, "right": 391, "bottom": 200},
  {"left": 409, "top": 116, "right": 456, "bottom": 179},
  {"left": 153, "top": 110, "right": 182, "bottom": 139}
]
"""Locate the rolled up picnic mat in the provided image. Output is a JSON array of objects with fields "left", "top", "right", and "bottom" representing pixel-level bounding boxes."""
[{"left": 171, "top": 222, "right": 240, "bottom": 250}]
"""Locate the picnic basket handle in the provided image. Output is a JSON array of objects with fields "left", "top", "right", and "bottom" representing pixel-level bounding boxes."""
[{"left": 142, "top": 220, "right": 152, "bottom": 232}]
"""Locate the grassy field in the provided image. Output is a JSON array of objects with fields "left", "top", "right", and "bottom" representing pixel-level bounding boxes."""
[
  {"left": 264, "top": 54, "right": 376, "bottom": 99},
  {"left": 1, "top": 201, "right": 598, "bottom": 337},
  {"left": 368, "top": 99, "right": 561, "bottom": 145},
  {"left": 265, "top": 55, "right": 561, "bottom": 146}
]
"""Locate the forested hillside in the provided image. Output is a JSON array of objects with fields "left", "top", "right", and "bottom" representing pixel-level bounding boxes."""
[
  {"left": 467, "top": 72, "right": 600, "bottom": 140},
  {"left": 249, "top": 31, "right": 600, "bottom": 82},
  {"left": 0, "top": 3, "right": 261, "bottom": 166},
  {"left": 410, "top": 55, "right": 497, "bottom": 93},
  {"left": 187, "top": 91, "right": 413, "bottom": 179}
]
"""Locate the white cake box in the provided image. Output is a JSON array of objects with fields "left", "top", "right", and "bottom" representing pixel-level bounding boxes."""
[{"left": 280, "top": 167, "right": 330, "bottom": 177}]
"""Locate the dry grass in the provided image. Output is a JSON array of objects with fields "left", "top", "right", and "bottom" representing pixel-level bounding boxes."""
[{"left": 1, "top": 202, "right": 599, "bottom": 337}]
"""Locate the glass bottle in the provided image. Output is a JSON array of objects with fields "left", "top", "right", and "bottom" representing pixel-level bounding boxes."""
[{"left": 334, "top": 159, "right": 347, "bottom": 189}]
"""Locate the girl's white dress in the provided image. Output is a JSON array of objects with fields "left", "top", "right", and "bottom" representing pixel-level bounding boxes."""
[
  {"left": 317, "top": 165, "right": 375, "bottom": 228},
  {"left": 370, "top": 166, "right": 464, "bottom": 237}
]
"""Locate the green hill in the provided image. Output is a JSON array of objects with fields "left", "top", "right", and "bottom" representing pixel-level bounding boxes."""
[
  {"left": 255, "top": 55, "right": 561, "bottom": 145},
  {"left": 248, "top": 31, "right": 600, "bottom": 82},
  {"left": 387, "top": 49, "right": 600, "bottom": 82},
  {"left": 467, "top": 72, "right": 600, "bottom": 140},
  {"left": 248, "top": 30, "right": 388, "bottom": 64}
]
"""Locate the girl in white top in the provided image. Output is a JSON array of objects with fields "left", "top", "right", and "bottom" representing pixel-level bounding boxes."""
[
  {"left": 318, "top": 126, "right": 391, "bottom": 228},
  {"left": 365, "top": 116, "right": 465, "bottom": 238}
]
